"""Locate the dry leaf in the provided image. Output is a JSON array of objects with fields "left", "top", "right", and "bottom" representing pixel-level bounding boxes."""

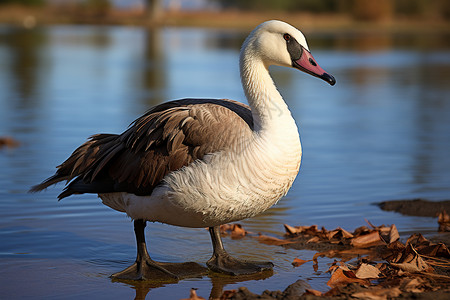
[
  {"left": 390, "top": 244, "right": 433, "bottom": 273},
  {"left": 284, "top": 224, "right": 320, "bottom": 236},
  {"left": 230, "top": 224, "right": 246, "bottom": 239},
  {"left": 352, "top": 287, "right": 401, "bottom": 300},
  {"left": 303, "top": 289, "right": 322, "bottom": 296},
  {"left": 351, "top": 291, "right": 385, "bottom": 300},
  {"left": 307, "top": 236, "right": 320, "bottom": 243},
  {"left": 400, "top": 277, "right": 426, "bottom": 293},
  {"left": 324, "top": 227, "right": 353, "bottom": 240},
  {"left": 283, "top": 224, "right": 299, "bottom": 236},
  {"left": 379, "top": 224, "right": 400, "bottom": 243},
  {"left": 0, "top": 136, "right": 20, "bottom": 149},
  {"left": 406, "top": 233, "right": 428, "bottom": 245},
  {"left": 219, "top": 223, "right": 247, "bottom": 239},
  {"left": 219, "top": 224, "right": 232, "bottom": 232},
  {"left": 339, "top": 227, "right": 354, "bottom": 239},
  {"left": 291, "top": 258, "right": 311, "bottom": 267},
  {"left": 355, "top": 263, "right": 381, "bottom": 279},
  {"left": 257, "top": 234, "right": 294, "bottom": 246},
  {"left": 181, "top": 288, "right": 205, "bottom": 300},
  {"left": 351, "top": 231, "right": 385, "bottom": 248},
  {"left": 420, "top": 243, "right": 450, "bottom": 258},
  {"left": 327, "top": 267, "right": 368, "bottom": 288}
]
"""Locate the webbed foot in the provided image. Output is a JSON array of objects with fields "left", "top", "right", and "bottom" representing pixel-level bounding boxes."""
[
  {"left": 207, "top": 226, "right": 273, "bottom": 276},
  {"left": 111, "top": 259, "right": 206, "bottom": 281},
  {"left": 112, "top": 219, "right": 206, "bottom": 282},
  {"left": 207, "top": 252, "right": 273, "bottom": 275}
]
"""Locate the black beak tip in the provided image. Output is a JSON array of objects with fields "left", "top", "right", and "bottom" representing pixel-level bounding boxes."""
[{"left": 321, "top": 73, "right": 336, "bottom": 86}]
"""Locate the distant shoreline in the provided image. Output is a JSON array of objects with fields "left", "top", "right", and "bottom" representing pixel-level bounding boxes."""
[{"left": 0, "top": 5, "right": 449, "bottom": 33}]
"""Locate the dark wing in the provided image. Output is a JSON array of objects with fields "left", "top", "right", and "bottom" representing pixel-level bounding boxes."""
[{"left": 30, "top": 98, "right": 253, "bottom": 199}]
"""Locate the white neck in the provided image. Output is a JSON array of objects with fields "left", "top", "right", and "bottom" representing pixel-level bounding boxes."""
[{"left": 240, "top": 52, "right": 295, "bottom": 133}]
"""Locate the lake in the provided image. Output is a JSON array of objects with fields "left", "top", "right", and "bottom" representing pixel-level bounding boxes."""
[{"left": 0, "top": 24, "right": 449, "bottom": 299}]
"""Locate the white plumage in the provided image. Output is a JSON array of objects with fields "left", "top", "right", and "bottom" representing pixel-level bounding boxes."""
[{"left": 32, "top": 20, "right": 335, "bottom": 279}]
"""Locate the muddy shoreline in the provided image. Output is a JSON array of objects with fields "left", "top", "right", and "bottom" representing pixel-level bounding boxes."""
[
  {"left": 377, "top": 199, "right": 450, "bottom": 218},
  {"left": 215, "top": 199, "right": 450, "bottom": 299}
]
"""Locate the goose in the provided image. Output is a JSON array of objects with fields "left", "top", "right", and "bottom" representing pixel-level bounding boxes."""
[{"left": 31, "top": 20, "right": 335, "bottom": 280}]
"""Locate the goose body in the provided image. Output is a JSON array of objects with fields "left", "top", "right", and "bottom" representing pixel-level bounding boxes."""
[{"left": 31, "top": 20, "right": 335, "bottom": 279}]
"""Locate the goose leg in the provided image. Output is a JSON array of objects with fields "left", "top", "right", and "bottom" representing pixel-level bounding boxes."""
[
  {"left": 206, "top": 226, "right": 273, "bottom": 275},
  {"left": 111, "top": 219, "right": 206, "bottom": 281}
]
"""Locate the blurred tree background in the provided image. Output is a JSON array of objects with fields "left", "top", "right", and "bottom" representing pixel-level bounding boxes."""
[
  {"left": 0, "top": 0, "right": 448, "bottom": 24},
  {"left": 0, "top": 0, "right": 44, "bottom": 5},
  {"left": 212, "top": 0, "right": 450, "bottom": 20}
]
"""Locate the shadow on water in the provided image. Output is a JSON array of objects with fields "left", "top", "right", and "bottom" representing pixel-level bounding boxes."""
[
  {"left": 115, "top": 270, "right": 273, "bottom": 300},
  {"left": 1, "top": 24, "right": 450, "bottom": 298}
]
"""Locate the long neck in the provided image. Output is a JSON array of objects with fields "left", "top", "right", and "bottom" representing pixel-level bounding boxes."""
[{"left": 240, "top": 53, "right": 295, "bottom": 133}]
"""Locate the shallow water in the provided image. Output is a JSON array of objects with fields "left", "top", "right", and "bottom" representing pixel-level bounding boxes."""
[{"left": 0, "top": 25, "right": 449, "bottom": 299}]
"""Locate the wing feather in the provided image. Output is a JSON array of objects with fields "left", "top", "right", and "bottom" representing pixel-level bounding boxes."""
[{"left": 30, "top": 98, "right": 253, "bottom": 198}]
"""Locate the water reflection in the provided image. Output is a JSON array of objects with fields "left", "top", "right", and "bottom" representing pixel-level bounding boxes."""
[
  {"left": 0, "top": 24, "right": 449, "bottom": 299},
  {"left": 121, "top": 270, "right": 273, "bottom": 300},
  {"left": 136, "top": 28, "right": 167, "bottom": 106},
  {"left": 0, "top": 27, "right": 46, "bottom": 102}
]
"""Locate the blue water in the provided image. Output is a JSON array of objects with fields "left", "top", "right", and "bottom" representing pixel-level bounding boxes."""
[{"left": 0, "top": 25, "right": 449, "bottom": 299}]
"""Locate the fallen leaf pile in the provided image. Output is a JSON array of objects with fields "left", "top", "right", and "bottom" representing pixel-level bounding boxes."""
[
  {"left": 215, "top": 221, "right": 450, "bottom": 299},
  {"left": 283, "top": 220, "right": 400, "bottom": 248}
]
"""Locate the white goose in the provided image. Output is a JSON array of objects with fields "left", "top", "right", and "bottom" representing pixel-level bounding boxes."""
[{"left": 31, "top": 20, "right": 335, "bottom": 280}]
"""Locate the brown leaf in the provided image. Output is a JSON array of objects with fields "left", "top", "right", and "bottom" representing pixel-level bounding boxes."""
[
  {"left": 353, "top": 226, "right": 373, "bottom": 239},
  {"left": 219, "top": 224, "right": 232, "bottom": 234},
  {"left": 438, "top": 210, "right": 450, "bottom": 232},
  {"left": 284, "top": 224, "right": 299, "bottom": 236},
  {"left": 313, "top": 263, "right": 318, "bottom": 272},
  {"left": 419, "top": 243, "right": 450, "bottom": 258},
  {"left": 0, "top": 136, "right": 20, "bottom": 149},
  {"left": 322, "top": 227, "right": 353, "bottom": 240},
  {"left": 230, "top": 224, "right": 246, "bottom": 239},
  {"left": 383, "top": 240, "right": 406, "bottom": 262},
  {"left": 303, "top": 289, "right": 322, "bottom": 296},
  {"left": 351, "top": 231, "right": 385, "bottom": 248},
  {"left": 390, "top": 244, "right": 434, "bottom": 273},
  {"left": 257, "top": 234, "right": 294, "bottom": 246},
  {"left": 313, "top": 250, "right": 339, "bottom": 264},
  {"left": 339, "top": 227, "right": 354, "bottom": 239},
  {"left": 292, "top": 258, "right": 311, "bottom": 267},
  {"left": 352, "top": 287, "right": 402, "bottom": 300},
  {"left": 351, "top": 291, "right": 385, "bottom": 300},
  {"left": 301, "top": 225, "right": 319, "bottom": 235},
  {"left": 181, "top": 288, "right": 206, "bottom": 300},
  {"left": 327, "top": 267, "right": 368, "bottom": 288},
  {"left": 355, "top": 263, "right": 380, "bottom": 279},
  {"left": 325, "top": 229, "right": 339, "bottom": 240},
  {"left": 379, "top": 224, "right": 399, "bottom": 244},
  {"left": 284, "top": 224, "right": 320, "bottom": 236},
  {"left": 306, "top": 236, "right": 320, "bottom": 243},
  {"left": 219, "top": 223, "right": 247, "bottom": 239},
  {"left": 400, "top": 277, "right": 426, "bottom": 293},
  {"left": 406, "top": 233, "right": 429, "bottom": 245}
]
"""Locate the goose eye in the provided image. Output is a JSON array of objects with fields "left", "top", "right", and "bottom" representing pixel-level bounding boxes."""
[{"left": 283, "top": 34, "right": 291, "bottom": 41}]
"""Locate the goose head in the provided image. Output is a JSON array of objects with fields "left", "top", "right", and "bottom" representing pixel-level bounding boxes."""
[{"left": 241, "top": 20, "right": 336, "bottom": 86}]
